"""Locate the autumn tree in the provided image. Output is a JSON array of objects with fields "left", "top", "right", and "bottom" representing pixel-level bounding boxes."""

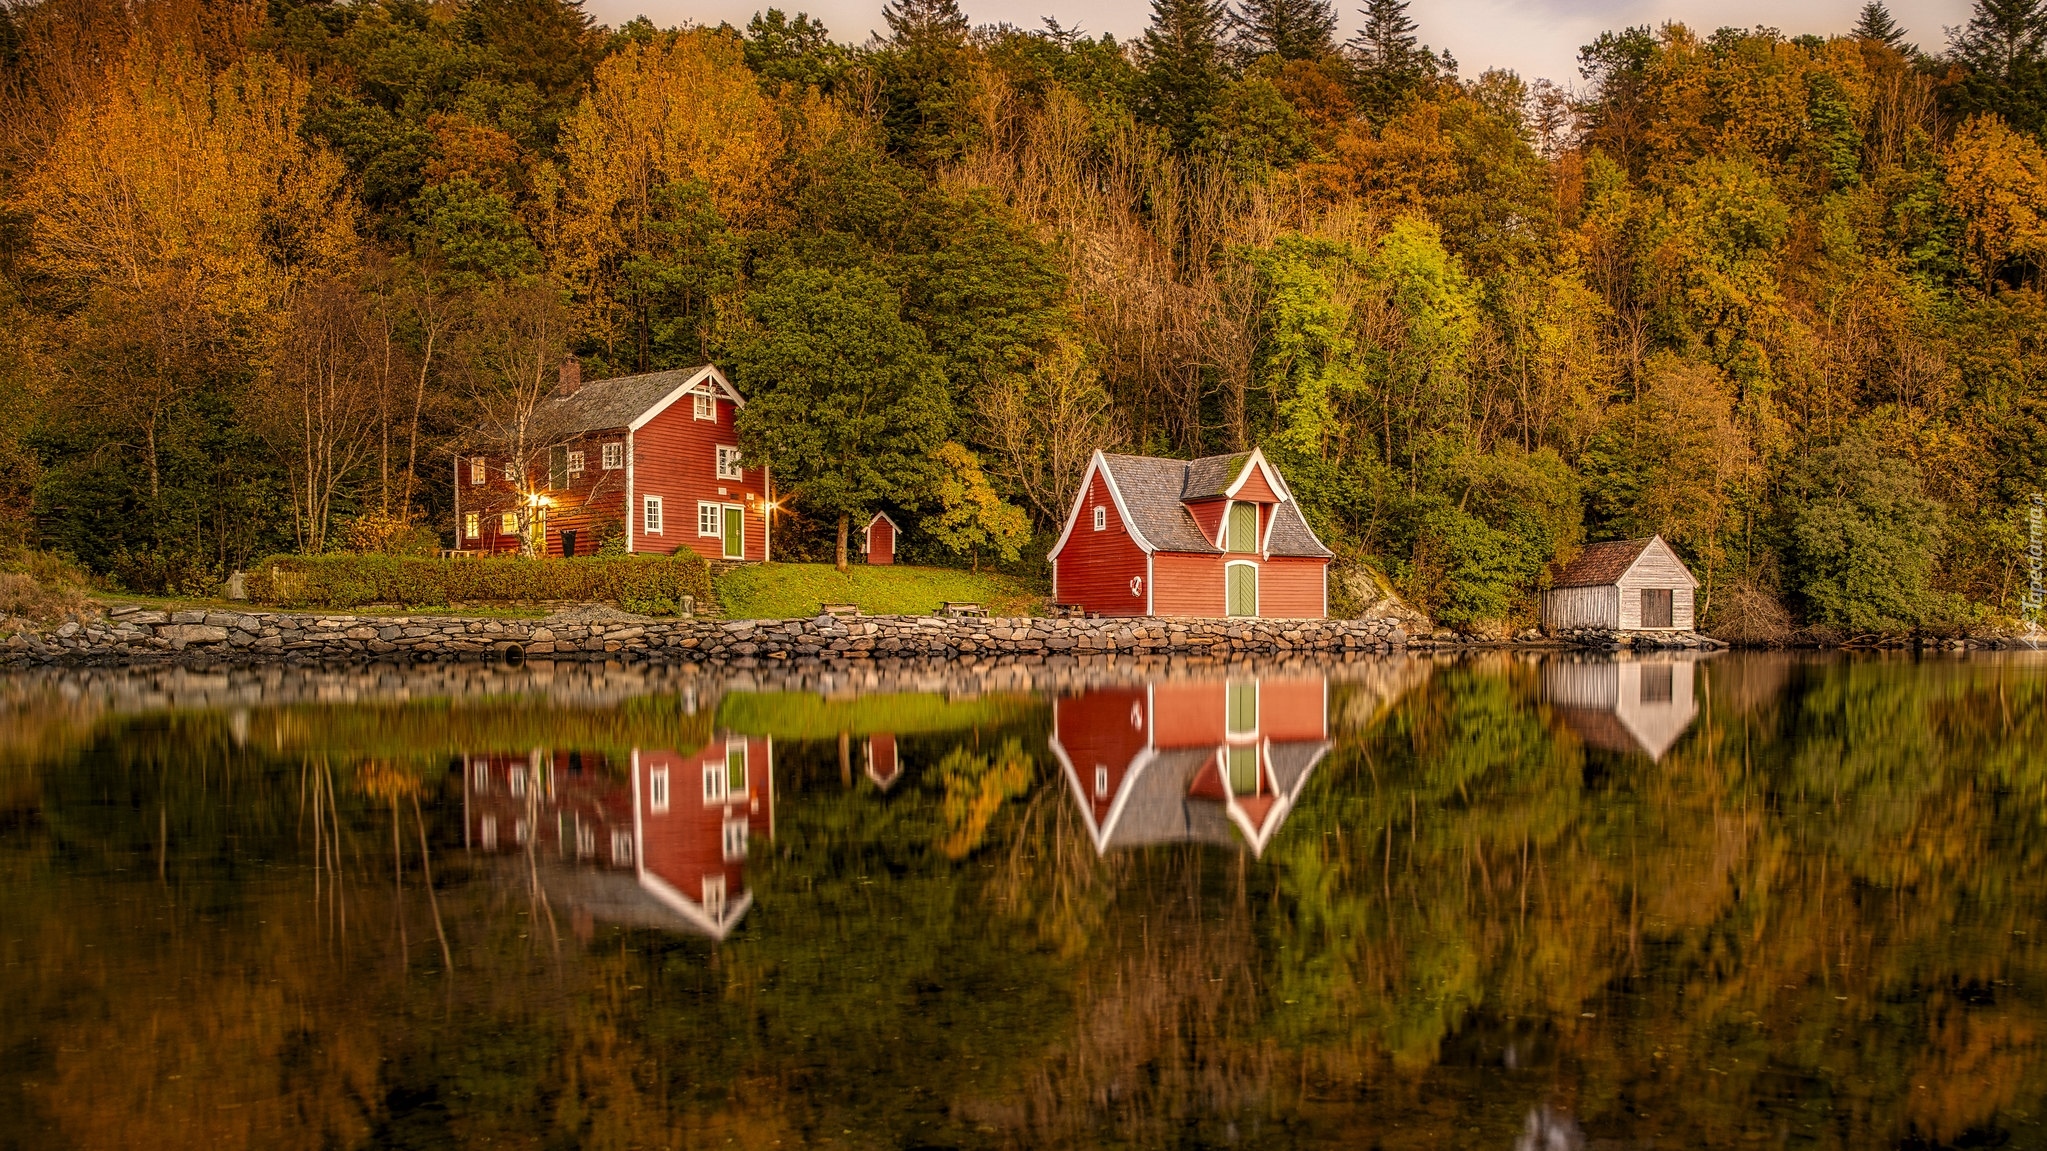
[{"left": 927, "top": 441, "right": 1031, "bottom": 568}]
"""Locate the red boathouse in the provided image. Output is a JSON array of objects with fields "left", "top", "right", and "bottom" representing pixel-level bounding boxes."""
[
  {"left": 1046, "top": 448, "right": 1332, "bottom": 618},
  {"left": 453, "top": 362, "right": 770, "bottom": 562}
]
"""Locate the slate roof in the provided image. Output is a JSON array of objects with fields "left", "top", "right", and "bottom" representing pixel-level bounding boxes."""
[
  {"left": 1552, "top": 538, "right": 1655, "bottom": 588},
  {"left": 1265, "top": 501, "right": 1334, "bottom": 559},
  {"left": 1182, "top": 453, "right": 1250, "bottom": 500},
  {"left": 543, "top": 366, "right": 714, "bottom": 438},
  {"left": 1097, "top": 452, "right": 1332, "bottom": 558},
  {"left": 1100, "top": 454, "right": 1223, "bottom": 553}
]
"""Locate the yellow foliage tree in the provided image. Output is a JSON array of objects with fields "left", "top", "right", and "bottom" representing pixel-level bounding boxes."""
[
  {"left": 552, "top": 29, "right": 785, "bottom": 358},
  {"left": 1943, "top": 113, "right": 2047, "bottom": 287}
]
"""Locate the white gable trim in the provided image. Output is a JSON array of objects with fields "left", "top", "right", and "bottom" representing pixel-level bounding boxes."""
[
  {"left": 1224, "top": 447, "right": 1294, "bottom": 502},
  {"left": 862, "top": 511, "right": 899, "bottom": 553},
  {"left": 1047, "top": 450, "right": 1155, "bottom": 561},
  {"left": 1617, "top": 534, "right": 1700, "bottom": 589},
  {"left": 627, "top": 365, "right": 745, "bottom": 432}
]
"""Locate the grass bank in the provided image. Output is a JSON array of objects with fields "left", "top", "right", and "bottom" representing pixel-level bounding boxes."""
[{"left": 712, "top": 563, "right": 1044, "bottom": 620}]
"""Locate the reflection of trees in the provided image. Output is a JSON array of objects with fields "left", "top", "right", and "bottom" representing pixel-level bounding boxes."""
[{"left": 8, "top": 657, "right": 2047, "bottom": 1148}]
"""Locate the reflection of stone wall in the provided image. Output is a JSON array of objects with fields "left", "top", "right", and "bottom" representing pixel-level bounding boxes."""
[
  {"left": 2, "top": 606, "right": 1406, "bottom": 668},
  {"left": 0, "top": 650, "right": 1427, "bottom": 740}
]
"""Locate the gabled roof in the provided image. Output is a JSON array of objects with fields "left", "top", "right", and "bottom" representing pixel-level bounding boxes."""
[
  {"left": 1052, "top": 449, "right": 1331, "bottom": 560},
  {"left": 544, "top": 364, "right": 742, "bottom": 439},
  {"left": 1551, "top": 535, "right": 1695, "bottom": 588}
]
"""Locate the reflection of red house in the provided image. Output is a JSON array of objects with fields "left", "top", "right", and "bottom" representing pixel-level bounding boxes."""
[
  {"left": 1048, "top": 675, "right": 1330, "bottom": 856},
  {"left": 865, "top": 732, "right": 901, "bottom": 790},
  {"left": 462, "top": 732, "right": 774, "bottom": 939}
]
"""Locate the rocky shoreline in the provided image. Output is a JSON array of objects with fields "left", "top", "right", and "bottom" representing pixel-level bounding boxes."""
[{"left": 0, "top": 605, "right": 1408, "bottom": 667}]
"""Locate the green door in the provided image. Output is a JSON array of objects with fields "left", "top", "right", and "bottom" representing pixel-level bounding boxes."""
[
  {"left": 722, "top": 505, "right": 743, "bottom": 558},
  {"left": 1226, "top": 564, "right": 1257, "bottom": 617}
]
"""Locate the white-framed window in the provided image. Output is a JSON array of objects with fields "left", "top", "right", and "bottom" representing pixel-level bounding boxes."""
[
  {"left": 698, "top": 502, "right": 721, "bottom": 537},
  {"left": 722, "top": 817, "right": 749, "bottom": 861},
  {"left": 509, "top": 765, "right": 526, "bottom": 797},
  {"left": 725, "top": 740, "right": 748, "bottom": 795},
  {"left": 480, "top": 815, "right": 498, "bottom": 850},
  {"left": 693, "top": 392, "right": 716, "bottom": 421},
  {"left": 504, "top": 460, "right": 518, "bottom": 482},
  {"left": 702, "top": 874, "right": 727, "bottom": 920},
  {"left": 464, "top": 512, "right": 480, "bottom": 540},
  {"left": 576, "top": 822, "right": 596, "bottom": 858},
  {"left": 566, "top": 450, "right": 584, "bottom": 475},
  {"left": 1095, "top": 765, "right": 1109, "bottom": 797},
  {"left": 471, "top": 761, "right": 487, "bottom": 791},
  {"left": 716, "top": 445, "right": 742, "bottom": 479},
  {"left": 469, "top": 456, "right": 486, "bottom": 485},
  {"left": 1093, "top": 506, "right": 1106, "bottom": 531},
  {"left": 612, "top": 830, "right": 634, "bottom": 865},
  {"left": 703, "top": 764, "right": 727, "bottom": 804},
  {"left": 500, "top": 512, "right": 518, "bottom": 535},
  {"left": 643, "top": 495, "right": 663, "bottom": 535},
  {"left": 649, "top": 767, "right": 669, "bottom": 813},
  {"left": 514, "top": 818, "right": 529, "bottom": 845},
  {"left": 602, "top": 442, "right": 623, "bottom": 469}
]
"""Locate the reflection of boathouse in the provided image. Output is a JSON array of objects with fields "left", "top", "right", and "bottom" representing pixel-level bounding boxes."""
[
  {"left": 1543, "top": 658, "right": 1700, "bottom": 761},
  {"left": 462, "top": 733, "right": 773, "bottom": 938},
  {"left": 1049, "top": 676, "right": 1330, "bottom": 856}
]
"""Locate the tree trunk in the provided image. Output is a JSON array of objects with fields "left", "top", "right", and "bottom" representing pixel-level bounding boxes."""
[{"left": 836, "top": 514, "right": 850, "bottom": 572}]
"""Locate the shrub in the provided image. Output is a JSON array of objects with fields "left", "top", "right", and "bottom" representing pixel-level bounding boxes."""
[{"left": 246, "top": 553, "right": 715, "bottom": 611}]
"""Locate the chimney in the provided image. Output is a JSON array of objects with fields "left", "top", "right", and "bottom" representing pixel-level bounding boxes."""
[{"left": 559, "top": 355, "right": 582, "bottom": 394}]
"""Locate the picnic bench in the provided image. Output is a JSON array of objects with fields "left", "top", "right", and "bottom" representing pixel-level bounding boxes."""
[
  {"left": 940, "top": 601, "right": 988, "bottom": 618},
  {"left": 1049, "top": 602, "right": 1087, "bottom": 619},
  {"left": 820, "top": 603, "right": 860, "bottom": 618}
]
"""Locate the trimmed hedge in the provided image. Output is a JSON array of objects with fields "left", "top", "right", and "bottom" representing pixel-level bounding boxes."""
[{"left": 246, "top": 553, "right": 715, "bottom": 612}]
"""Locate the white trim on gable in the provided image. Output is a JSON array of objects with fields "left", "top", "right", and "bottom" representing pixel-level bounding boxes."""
[
  {"left": 862, "top": 511, "right": 899, "bottom": 555},
  {"left": 1047, "top": 450, "right": 1155, "bottom": 561},
  {"left": 1223, "top": 447, "right": 1293, "bottom": 503},
  {"left": 1616, "top": 534, "right": 1700, "bottom": 589},
  {"left": 628, "top": 366, "right": 746, "bottom": 433}
]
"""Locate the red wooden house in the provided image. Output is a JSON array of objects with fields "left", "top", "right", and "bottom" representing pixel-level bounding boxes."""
[
  {"left": 462, "top": 731, "right": 774, "bottom": 940},
  {"left": 1048, "top": 673, "right": 1330, "bottom": 857},
  {"left": 1047, "top": 448, "right": 1332, "bottom": 618},
  {"left": 452, "top": 361, "right": 771, "bottom": 562}
]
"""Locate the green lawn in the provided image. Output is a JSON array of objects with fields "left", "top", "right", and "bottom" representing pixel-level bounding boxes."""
[{"left": 712, "top": 562, "right": 1045, "bottom": 620}]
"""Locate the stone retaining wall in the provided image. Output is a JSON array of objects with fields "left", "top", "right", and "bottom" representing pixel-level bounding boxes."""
[{"left": 1, "top": 605, "right": 1405, "bottom": 667}]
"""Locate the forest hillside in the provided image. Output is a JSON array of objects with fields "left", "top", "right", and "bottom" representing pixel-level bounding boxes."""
[{"left": 1, "top": 0, "right": 2043, "bottom": 634}]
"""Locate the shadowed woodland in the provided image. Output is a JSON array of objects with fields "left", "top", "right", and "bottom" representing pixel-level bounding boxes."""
[{"left": 1, "top": 0, "right": 2044, "bottom": 634}]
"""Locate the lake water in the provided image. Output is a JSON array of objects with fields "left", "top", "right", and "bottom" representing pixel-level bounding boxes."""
[{"left": 2, "top": 650, "right": 2044, "bottom": 1150}]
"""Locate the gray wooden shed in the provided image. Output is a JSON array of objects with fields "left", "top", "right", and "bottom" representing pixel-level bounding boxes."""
[{"left": 1541, "top": 535, "right": 1699, "bottom": 632}]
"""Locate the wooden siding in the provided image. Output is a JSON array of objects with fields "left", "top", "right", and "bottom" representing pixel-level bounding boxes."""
[
  {"left": 1256, "top": 556, "right": 1327, "bottom": 618},
  {"left": 1150, "top": 682, "right": 1227, "bottom": 746},
  {"left": 1233, "top": 468, "right": 1281, "bottom": 504},
  {"left": 1614, "top": 540, "right": 1696, "bottom": 630},
  {"left": 629, "top": 393, "right": 767, "bottom": 561},
  {"left": 1258, "top": 677, "right": 1327, "bottom": 741},
  {"left": 1186, "top": 499, "right": 1226, "bottom": 545},
  {"left": 1052, "top": 470, "right": 1150, "bottom": 614},
  {"left": 1543, "top": 585, "right": 1618, "bottom": 630},
  {"left": 1052, "top": 687, "right": 1152, "bottom": 831},
  {"left": 1543, "top": 660, "right": 1699, "bottom": 759},
  {"left": 865, "top": 517, "right": 895, "bottom": 565},
  {"left": 1150, "top": 552, "right": 1227, "bottom": 617}
]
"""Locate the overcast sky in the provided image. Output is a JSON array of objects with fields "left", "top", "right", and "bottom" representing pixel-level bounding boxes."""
[{"left": 582, "top": 0, "right": 1975, "bottom": 88}]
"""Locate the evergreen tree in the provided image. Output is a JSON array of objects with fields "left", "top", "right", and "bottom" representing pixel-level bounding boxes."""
[
  {"left": 1950, "top": 0, "right": 2047, "bottom": 136},
  {"left": 730, "top": 261, "right": 952, "bottom": 572},
  {"left": 1232, "top": 0, "right": 1337, "bottom": 61},
  {"left": 1137, "top": 0, "right": 1230, "bottom": 148},
  {"left": 882, "top": 0, "right": 970, "bottom": 44},
  {"left": 1851, "top": 2, "right": 1914, "bottom": 54},
  {"left": 1348, "top": 0, "right": 1444, "bottom": 119}
]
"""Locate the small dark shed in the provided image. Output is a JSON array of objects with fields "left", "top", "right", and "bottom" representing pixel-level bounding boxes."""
[{"left": 1541, "top": 535, "right": 1699, "bottom": 632}]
